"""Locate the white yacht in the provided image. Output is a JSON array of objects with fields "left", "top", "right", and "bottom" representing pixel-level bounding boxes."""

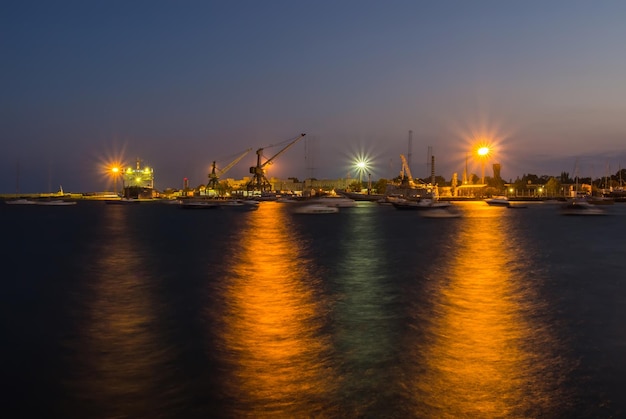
[{"left": 485, "top": 196, "right": 510, "bottom": 206}]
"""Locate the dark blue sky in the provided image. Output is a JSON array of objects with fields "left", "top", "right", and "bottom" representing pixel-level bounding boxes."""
[{"left": 2, "top": 0, "right": 626, "bottom": 193}]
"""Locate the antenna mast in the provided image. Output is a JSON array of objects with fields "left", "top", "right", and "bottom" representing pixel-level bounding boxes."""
[
  {"left": 407, "top": 130, "right": 413, "bottom": 175},
  {"left": 427, "top": 145, "right": 433, "bottom": 181}
]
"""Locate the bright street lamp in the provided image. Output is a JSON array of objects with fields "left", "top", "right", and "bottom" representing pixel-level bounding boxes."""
[
  {"left": 355, "top": 160, "right": 368, "bottom": 185},
  {"left": 476, "top": 146, "right": 490, "bottom": 185},
  {"left": 111, "top": 166, "right": 120, "bottom": 195}
]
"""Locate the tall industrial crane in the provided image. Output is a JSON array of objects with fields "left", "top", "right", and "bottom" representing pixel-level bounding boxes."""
[
  {"left": 207, "top": 148, "right": 252, "bottom": 189},
  {"left": 399, "top": 154, "right": 418, "bottom": 187},
  {"left": 247, "top": 133, "right": 306, "bottom": 192}
]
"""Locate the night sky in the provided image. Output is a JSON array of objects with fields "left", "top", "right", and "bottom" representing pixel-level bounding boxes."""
[{"left": 2, "top": 0, "right": 626, "bottom": 193}]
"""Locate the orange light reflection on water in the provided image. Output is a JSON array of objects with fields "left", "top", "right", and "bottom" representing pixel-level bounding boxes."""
[
  {"left": 70, "top": 205, "right": 177, "bottom": 417},
  {"left": 214, "top": 202, "right": 334, "bottom": 416},
  {"left": 412, "top": 202, "right": 564, "bottom": 418}
]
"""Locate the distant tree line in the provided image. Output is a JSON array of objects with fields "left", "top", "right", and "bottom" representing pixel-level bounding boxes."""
[{"left": 409, "top": 168, "right": 626, "bottom": 190}]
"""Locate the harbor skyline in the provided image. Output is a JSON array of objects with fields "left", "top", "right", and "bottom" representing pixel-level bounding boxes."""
[{"left": 3, "top": 1, "right": 626, "bottom": 193}]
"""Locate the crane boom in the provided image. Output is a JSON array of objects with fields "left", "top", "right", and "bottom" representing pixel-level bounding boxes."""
[
  {"left": 219, "top": 148, "right": 252, "bottom": 175},
  {"left": 248, "top": 133, "right": 306, "bottom": 192},
  {"left": 207, "top": 148, "right": 252, "bottom": 190},
  {"left": 400, "top": 154, "right": 415, "bottom": 185},
  {"left": 261, "top": 133, "right": 306, "bottom": 168}
]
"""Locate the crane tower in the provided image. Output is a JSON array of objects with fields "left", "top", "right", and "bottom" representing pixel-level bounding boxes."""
[
  {"left": 247, "top": 133, "right": 306, "bottom": 192},
  {"left": 207, "top": 148, "right": 252, "bottom": 190}
]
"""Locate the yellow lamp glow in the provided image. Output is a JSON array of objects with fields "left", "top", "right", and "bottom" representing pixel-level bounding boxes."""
[
  {"left": 111, "top": 166, "right": 121, "bottom": 194},
  {"left": 476, "top": 145, "right": 491, "bottom": 185}
]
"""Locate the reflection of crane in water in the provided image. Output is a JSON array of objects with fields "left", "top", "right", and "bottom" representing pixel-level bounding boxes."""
[
  {"left": 207, "top": 148, "right": 252, "bottom": 190},
  {"left": 247, "top": 133, "right": 306, "bottom": 192}
]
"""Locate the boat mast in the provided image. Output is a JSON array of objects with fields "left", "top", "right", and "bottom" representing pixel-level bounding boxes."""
[{"left": 15, "top": 161, "right": 20, "bottom": 196}]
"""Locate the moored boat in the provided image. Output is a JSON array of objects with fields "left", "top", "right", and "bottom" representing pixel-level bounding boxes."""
[
  {"left": 293, "top": 204, "right": 339, "bottom": 214},
  {"left": 338, "top": 191, "right": 384, "bottom": 201},
  {"left": 105, "top": 198, "right": 140, "bottom": 205},
  {"left": 217, "top": 199, "right": 260, "bottom": 210},
  {"left": 392, "top": 198, "right": 451, "bottom": 210},
  {"left": 485, "top": 196, "right": 510, "bottom": 206},
  {"left": 179, "top": 200, "right": 220, "bottom": 209},
  {"left": 308, "top": 197, "right": 357, "bottom": 207},
  {"left": 560, "top": 199, "right": 606, "bottom": 215},
  {"left": 585, "top": 196, "right": 614, "bottom": 205},
  {"left": 5, "top": 198, "right": 37, "bottom": 205},
  {"left": 419, "top": 205, "right": 462, "bottom": 218},
  {"left": 35, "top": 199, "right": 77, "bottom": 206}
]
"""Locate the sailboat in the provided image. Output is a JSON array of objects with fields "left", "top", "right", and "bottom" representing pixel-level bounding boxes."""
[
  {"left": 603, "top": 164, "right": 626, "bottom": 201},
  {"left": 32, "top": 185, "right": 77, "bottom": 205},
  {"left": 4, "top": 161, "right": 36, "bottom": 204},
  {"left": 559, "top": 159, "right": 606, "bottom": 214}
]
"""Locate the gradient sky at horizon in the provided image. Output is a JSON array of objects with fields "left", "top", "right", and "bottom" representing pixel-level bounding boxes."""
[{"left": 2, "top": 0, "right": 626, "bottom": 193}]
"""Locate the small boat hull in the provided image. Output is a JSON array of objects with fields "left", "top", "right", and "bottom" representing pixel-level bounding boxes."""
[
  {"left": 5, "top": 199, "right": 36, "bottom": 205},
  {"left": 105, "top": 198, "right": 140, "bottom": 205},
  {"left": 36, "top": 200, "right": 77, "bottom": 206},
  {"left": 392, "top": 199, "right": 451, "bottom": 210},
  {"left": 485, "top": 196, "right": 510, "bottom": 207},
  {"left": 218, "top": 200, "right": 260, "bottom": 210},
  {"left": 180, "top": 201, "right": 220, "bottom": 209},
  {"left": 560, "top": 201, "right": 606, "bottom": 215},
  {"left": 293, "top": 204, "right": 339, "bottom": 214},
  {"left": 419, "top": 206, "right": 462, "bottom": 218}
]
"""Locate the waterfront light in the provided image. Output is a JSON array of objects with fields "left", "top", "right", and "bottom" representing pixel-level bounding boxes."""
[
  {"left": 478, "top": 146, "right": 490, "bottom": 157},
  {"left": 111, "top": 166, "right": 121, "bottom": 195},
  {"left": 355, "top": 159, "right": 369, "bottom": 184},
  {"left": 475, "top": 144, "right": 491, "bottom": 185},
  {"left": 98, "top": 143, "right": 127, "bottom": 193}
]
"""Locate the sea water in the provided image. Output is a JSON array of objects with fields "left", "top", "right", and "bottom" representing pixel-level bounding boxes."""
[{"left": 2, "top": 200, "right": 626, "bottom": 417}]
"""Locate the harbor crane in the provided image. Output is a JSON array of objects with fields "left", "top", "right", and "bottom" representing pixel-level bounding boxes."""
[
  {"left": 207, "top": 148, "right": 252, "bottom": 190},
  {"left": 247, "top": 133, "right": 306, "bottom": 192},
  {"left": 400, "top": 154, "right": 419, "bottom": 187}
]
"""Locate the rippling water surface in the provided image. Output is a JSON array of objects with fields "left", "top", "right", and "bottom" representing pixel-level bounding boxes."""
[{"left": 2, "top": 200, "right": 626, "bottom": 417}]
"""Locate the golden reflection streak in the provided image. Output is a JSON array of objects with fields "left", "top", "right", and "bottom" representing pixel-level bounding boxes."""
[
  {"left": 70, "top": 205, "right": 175, "bottom": 416},
  {"left": 412, "top": 202, "right": 563, "bottom": 418},
  {"left": 215, "top": 202, "right": 334, "bottom": 416}
]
